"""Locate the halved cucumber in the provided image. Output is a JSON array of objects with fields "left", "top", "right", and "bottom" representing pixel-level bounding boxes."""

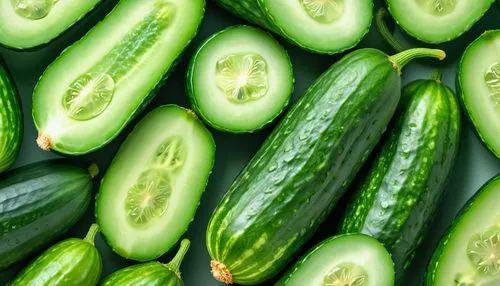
[
  {"left": 214, "top": 0, "right": 373, "bottom": 54},
  {"left": 277, "top": 234, "right": 395, "bottom": 286},
  {"left": 33, "top": 0, "right": 205, "bottom": 155},
  {"left": 387, "top": 0, "right": 495, "bottom": 44},
  {"left": 187, "top": 25, "right": 293, "bottom": 133},
  {"left": 427, "top": 175, "right": 500, "bottom": 286},
  {"left": 96, "top": 105, "right": 215, "bottom": 261},
  {"left": 458, "top": 30, "right": 500, "bottom": 158},
  {"left": 0, "top": 0, "right": 101, "bottom": 49}
]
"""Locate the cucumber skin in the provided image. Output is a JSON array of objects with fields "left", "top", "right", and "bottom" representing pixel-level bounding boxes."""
[
  {"left": 340, "top": 78, "right": 461, "bottom": 279},
  {"left": 206, "top": 48, "right": 401, "bottom": 285},
  {"left": 102, "top": 262, "right": 182, "bottom": 286},
  {"left": 457, "top": 30, "right": 500, "bottom": 159},
  {"left": 0, "top": 160, "right": 93, "bottom": 270},
  {"left": 0, "top": 61, "right": 22, "bottom": 173},
  {"left": 186, "top": 25, "right": 294, "bottom": 133},
  {"left": 8, "top": 238, "right": 102, "bottom": 286},
  {"left": 426, "top": 175, "right": 500, "bottom": 285}
]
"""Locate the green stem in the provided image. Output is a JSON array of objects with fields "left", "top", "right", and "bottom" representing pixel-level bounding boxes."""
[
  {"left": 431, "top": 69, "right": 443, "bottom": 82},
  {"left": 389, "top": 48, "right": 446, "bottom": 73},
  {"left": 83, "top": 224, "right": 100, "bottom": 245},
  {"left": 88, "top": 163, "right": 99, "bottom": 178},
  {"left": 375, "top": 8, "right": 407, "bottom": 52},
  {"left": 166, "top": 239, "right": 190, "bottom": 275}
]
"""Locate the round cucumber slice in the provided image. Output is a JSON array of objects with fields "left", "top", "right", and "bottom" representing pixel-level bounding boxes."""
[
  {"left": 187, "top": 25, "right": 293, "bottom": 133},
  {"left": 458, "top": 30, "right": 500, "bottom": 158},
  {"left": 387, "top": 0, "right": 495, "bottom": 44},
  {"left": 96, "top": 105, "right": 215, "bottom": 261},
  {"left": 277, "top": 234, "right": 395, "bottom": 286}
]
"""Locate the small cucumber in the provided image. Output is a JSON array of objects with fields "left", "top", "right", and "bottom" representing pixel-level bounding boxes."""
[
  {"left": 97, "top": 105, "right": 214, "bottom": 261},
  {"left": 277, "top": 234, "right": 395, "bottom": 286},
  {"left": 9, "top": 224, "right": 102, "bottom": 286},
  {"left": 187, "top": 25, "right": 294, "bottom": 133},
  {"left": 102, "top": 239, "right": 190, "bottom": 286},
  {"left": 427, "top": 175, "right": 500, "bottom": 286}
]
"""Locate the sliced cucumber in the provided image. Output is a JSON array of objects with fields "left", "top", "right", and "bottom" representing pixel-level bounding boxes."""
[
  {"left": 0, "top": 0, "right": 101, "bottom": 49},
  {"left": 427, "top": 175, "right": 500, "bottom": 286},
  {"left": 387, "top": 0, "right": 495, "bottom": 44},
  {"left": 187, "top": 25, "right": 293, "bottom": 133},
  {"left": 458, "top": 30, "right": 500, "bottom": 158},
  {"left": 96, "top": 105, "right": 214, "bottom": 261},
  {"left": 33, "top": 0, "right": 205, "bottom": 155},
  {"left": 277, "top": 234, "right": 395, "bottom": 286}
]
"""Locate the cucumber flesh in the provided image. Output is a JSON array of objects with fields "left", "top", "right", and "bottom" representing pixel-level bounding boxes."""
[
  {"left": 97, "top": 105, "right": 214, "bottom": 261},
  {"left": 188, "top": 25, "right": 293, "bottom": 132},
  {"left": 387, "top": 0, "right": 495, "bottom": 43}
]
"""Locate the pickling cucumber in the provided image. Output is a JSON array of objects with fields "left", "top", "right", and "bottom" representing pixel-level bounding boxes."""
[
  {"left": 458, "top": 30, "right": 500, "bottom": 158},
  {"left": 33, "top": 0, "right": 205, "bottom": 155},
  {"left": 96, "top": 105, "right": 215, "bottom": 261},
  {"left": 276, "top": 234, "right": 395, "bottom": 286},
  {"left": 101, "top": 239, "right": 190, "bottom": 286},
  {"left": 0, "top": 160, "right": 97, "bottom": 270},
  {"left": 387, "top": 0, "right": 496, "bottom": 44},
  {"left": 427, "top": 175, "right": 500, "bottom": 286},
  {"left": 206, "top": 47, "right": 446, "bottom": 285},
  {"left": 9, "top": 224, "right": 102, "bottom": 286},
  {"left": 213, "top": 0, "right": 373, "bottom": 54},
  {"left": 187, "top": 25, "right": 294, "bottom": 133},
  {"left": 0, "top": 61, "right": 22, "bottom": 173},
  {"left": 340, "top": 72, "right": 461, "bottom": 279},
  {"left": 0, "top": 0, "right": 102, "bottom": 49}
]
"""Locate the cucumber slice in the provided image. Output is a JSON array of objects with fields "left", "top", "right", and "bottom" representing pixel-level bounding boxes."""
[
  {"left": 458, "top": 30, "right": 500, "bottom": 158},
  {"left": 427, "top": 175, "right": 500, "bottom": 286},
  {"left": 187, "top": 25, "right": 293, "bottom": 133},
  {"left": 387, "top": 0, "right": 495, "bottom": 44},
  {"left": 0, "top": 0, "right": 101, "bottom": 49},
  {"left": 277, "top": 234, "right": 395, "bottom": 286},
  {"left": 96, "top": 105, "right": 215, "bottom": 261},
  {"left": 33, "top": 0, "right": 205, "bottom": 155}
]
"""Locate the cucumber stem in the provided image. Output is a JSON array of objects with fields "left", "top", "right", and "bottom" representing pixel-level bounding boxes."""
[
  {"left": 375, "top": 8, "right": 407, "bottom": 52},
  {"left": 166, "top": 239, "right": 190, "bottom": 276},
  {"left": 389, "top": 48, "right": 446, "bottom": 74},
  {"left": 36, "top": 132, "right": 51, "bottom": 151},
  {"left": 431, "top": 70, "right": 443, "bottom": 82},
  {"left": 83, "top": 224, "right": 100, "bottom": 245},
  {"left": 88, "top": 163, "right": 99, "bottom": 178}
]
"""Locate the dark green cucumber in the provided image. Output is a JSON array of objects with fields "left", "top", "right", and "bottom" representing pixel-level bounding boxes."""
[
  {"left": 340, "top": 72, "right": 461, "bottom": 279},
  {"left": 206, "top": 48, "right": 446, "bottom": 285},
  {"left": 427, "top": 175, "right": 500, "bottom": 286},
  {"left": 9, "top": 224, "right": 102, "bottom": 286},
  {"left": 277, "top": 234, "right": 395, "bottom": 286},
  {"left": 0, "top": 61, "right": 22, "bottom": 173},
  {"left": 102, "top": 239, "right": 190, "bottom": 286},
  {"left": 0, "top": 160, "right": 96, "bottom": 270},
  {"left": 0, "top": 0, "right": 102, "bottom": 50}
]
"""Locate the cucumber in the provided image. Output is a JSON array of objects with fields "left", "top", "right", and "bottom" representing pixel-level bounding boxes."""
[
  {"left": 0, "top": 61, "right": 22, "bottom": 173},
  {"left": 187, "top": 25, "right": 294, "bottom": 133},
  {"left": 101, "top": 239, "right": 190, "bottom": 286},
  {"left": 0, "top": 160, "right": 96, "bottom": 270},
  {"left": 0, "top": 0, "right": 101, "bottom": 49},
  {"left": 96, "top": 105, "right": 215, "bottom": 261},
  {"left": 427, "top": 175, "right": 500, "bottom": 286},
  {"left": 276, "top": 234, "right": 395, "bottom": 286},
  {"left": 213, "top": 0, "right": 373, "bottom": 54},
  {"left": 387, "top": 0, "right": 496, "bottom": 44},
  {"left": 458, "top": 30, "right": 500, "bottom": 158},
  {"left": 33, "top": 0, "right": 205, "bottom": 155},
  {"left": 9, "top": 224, "right": 102, "bottom": 286},
  {"left": 340, "top": 72, "right": 461, "bottom": 279},
  {"left": 206, "top": 47, "right": 446, "bottom": 285}
]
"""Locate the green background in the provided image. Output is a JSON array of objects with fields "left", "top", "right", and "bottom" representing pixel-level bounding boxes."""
[{"left": 1, "top": 1, "right": 499, "bottom": 285}]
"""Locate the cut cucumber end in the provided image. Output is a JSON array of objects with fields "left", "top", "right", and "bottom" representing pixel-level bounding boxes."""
[
  {"left": 36, "top": 132, "right": 52, "bottom": 151},
  {"left": 211, "top": 260, "right": 233, "bottom": 284},
  {"left": 188, "top": 25, "right": 293, "bottom": 133}
]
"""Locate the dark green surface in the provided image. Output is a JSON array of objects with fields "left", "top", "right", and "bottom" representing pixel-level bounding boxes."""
[{"left": 0, "top": 1, "right": 499, "bottom": 285}]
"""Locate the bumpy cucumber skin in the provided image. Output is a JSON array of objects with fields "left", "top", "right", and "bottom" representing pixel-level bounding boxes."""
[
  {"left": 213, "top": 0, "right": 372, "bottom": 54},
  {"left": 457, "top": 30, "right": 500, "bottom": 159},
  {"left": 0, "top": 160, "right": 93, "bottom": 270},
  {"left": 186, "top": 25, "right": 294, "bottom": 133},
  {"left": 0, "top": 61, "right": 22, "bottom": 173},
  {"left": 426, "top": 175, "right": 500, "bottom": 285},
  {"left": 206, "top": 49, "right": 402, "bottom": 285},
  {"left": 8, "top": 238, "right": 102, "bottom": 286},
  {"left": 102, "top": 262, "right": 182, "bottom": 286},
  {"left": 340, "top": 78, "right": 461, "bottom": 279}
]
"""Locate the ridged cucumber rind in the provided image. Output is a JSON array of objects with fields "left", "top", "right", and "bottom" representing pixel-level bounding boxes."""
[{"left": 101, "top": 262, "right": 181, "bottom": 285}]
